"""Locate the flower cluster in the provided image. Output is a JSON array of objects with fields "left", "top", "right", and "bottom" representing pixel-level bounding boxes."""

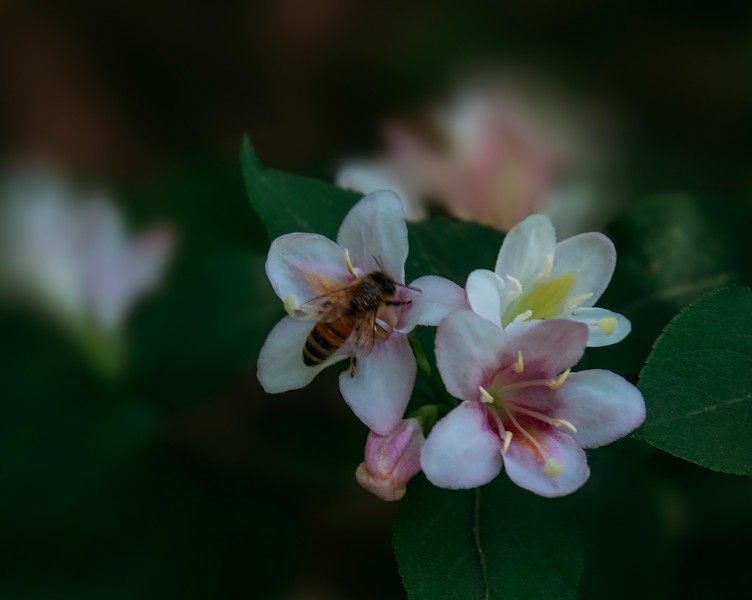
[{"left": 258, "top": 191, "right": 644, "bottom": 500}]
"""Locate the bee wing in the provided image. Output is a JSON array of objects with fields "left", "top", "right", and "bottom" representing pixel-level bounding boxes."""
[
  {"left": 295, "top": 287, "right": 352, "bottom": 323},
  {"left": 350, "top": 311, "right": 377, "bottom": 357}
]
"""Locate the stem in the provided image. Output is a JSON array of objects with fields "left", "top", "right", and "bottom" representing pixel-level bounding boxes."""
[{"left": 408, "top": 334, "right": 459, "bottom": 408}]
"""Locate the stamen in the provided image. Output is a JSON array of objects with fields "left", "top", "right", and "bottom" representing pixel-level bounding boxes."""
[
  {"left": 542, "top": 458, "right": 564, "bottom": 478},
  {"left": 563, "top": 293, "right": 593, "bottom": 313},
  {"left": 549, "top": 418, "right": 577, "bottom": 433},
  {"left": 512, "top": 310, "right": 533, "bottom": 324},
  {"left": 500, "top": 403, "right": 549, "bottom": 461},
  {"left": 514, "top": 351, "right": 524, "bottom": 374},
  {"left": 506, "top": 275, "right": 523, "bottom": 298},
  {"left": 598, "top": 316, "right": 618, "bottom": 335},
  {"left": 507, "top": 404, "right": 577, "bottom": 434},
  {"left": 502, "top": 431, "right": 513, "bottom": 455},
  {"left": 344, "top": 248, "right": 358, "bottom": 277},
  {"left": 479, "top": 386, "right": 495, "bottom": 404},
  {"left": 547, "top": 369, "right": 571, "bottom": 390},
  {"left": 535, "top": 254, "right": 554, "bottom": 281},
  {"left": 284, "top": 293, "right": 301, "bottom": 316}
]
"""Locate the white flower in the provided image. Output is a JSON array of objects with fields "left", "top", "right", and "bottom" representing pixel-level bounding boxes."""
[
  {"left": 465, "top": 214, "right": 630, "bottom": 347},
  {"left": 0, "top": 166, "right": 174, "bottom": 333},
  {"left": 257, "top": 190, "right": 465, "bottom": 435}
]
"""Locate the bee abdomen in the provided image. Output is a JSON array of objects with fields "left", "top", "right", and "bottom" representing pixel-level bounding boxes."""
[{"left": 303, "top": 317, "right": 353, "bottom": 366}]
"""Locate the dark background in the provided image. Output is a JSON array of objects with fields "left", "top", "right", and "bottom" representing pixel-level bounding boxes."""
[{"left": 1, "top": 1, "right": 751, "bottom": 598}]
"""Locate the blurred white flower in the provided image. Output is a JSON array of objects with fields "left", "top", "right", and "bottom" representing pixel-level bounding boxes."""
[{"left": 0, "top": 166, "right": 174, "bottom": 334}]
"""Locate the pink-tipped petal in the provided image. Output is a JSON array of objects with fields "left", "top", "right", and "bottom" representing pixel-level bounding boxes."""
[
  {"left": 569, "top": 307, "right": 631, "bottom": 348},
  {"left": 436, "top": 310, "right": 510, "bottom": 402},
  {"left": 494, "top": 214, "right": 556, "bottom": 287},
  {"left": 257, "top": 316, "right": 346, "bottom": 393},
  {"left": 339, "top": 334, "right": 416, "bottom": 435},
  {"left": 503, "top": 429, "right": 590, "bottom": 497},
  {"left": 397, "top": 275, "right": 466, "bottom": 332},
  {"left": 505, "top": 319, "right": 588, "bottom": 378},
  {"left": 465, "top": 269, "right": 505, "bottom": 327},
  {"left": 266, "top": 233, "right": 353, "bottom": 302},
  {"left": 553, "top": 370, "right": 646, "bottom": 449},
  {"left": 550, "top": 232, "right": 616, "bottom": 307},
  {"left": 421, "top": 401, "right": 503, "bottom": 489},
  {"left": 336, "top": 190, "right": 408, "bottom": 280}
]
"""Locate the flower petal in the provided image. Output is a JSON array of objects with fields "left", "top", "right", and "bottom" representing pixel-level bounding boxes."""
[
  {"left": 465, "top": 269, "right": 505, "bottom": 327},
  {"left": 257, "top": 316, "right": 346, "bottom": 393},
  {"left": 494, "top": 214, "right": 556, "bottom": 287},
  {"left": 553, "top": 370, "right": 646, "bottom": 449},
  {"left": 337, "top": 190, "right": 408, "bottom": 280},
  {"left": 421, "top": 401, "right": 503, "bottom": 489},
  {"left": 503, "top": 429, "right": 589, "bottom": 497},
  {"left": 339, "top": 333, "right": 416, "bottom": 435},
  {"left": 549, "top": 232, "right": 616, "bottom": 307},
  {"left": 436, "top": 310, "right": 510, "bottom": 402},
  {"left": 266, "top": 233, "right": 353, "bottom": 303},
  {"left": 397, "top": 275, "right": 466, "bottom": 332},
  {"left": 505, "top": 319, "right": 588, "bottom": 378},
  {"left": 569, "top": 307, "right": 631, "bottom": 347}
]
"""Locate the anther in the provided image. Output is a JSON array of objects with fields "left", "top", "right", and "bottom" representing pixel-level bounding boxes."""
[
  {"left": 344, "top": 248, "right": 358, "bottom": 277},
  {"left": 550, "top": 418, "right": 577, "bottom": 433},
  {"left": 512, "top": 310, "right": 533, "bottom": 324},
  {"left": 563, "top": 293, "right": 593, "bottom": 313},
  {"left": 502, "top": 431, "right": 513, "bottom": 455},
  {"left": 514, "top": 351, "right": 524, "bottom": 374},
  {"left": 479, "top": 386, "right": 495, "bottom": 404},
  {"left": 547, "top": 369, "right": 571, "bottom": 390},
  {"left": 506, "top": 275, "right": 523, "bottom": 297},
  {"left": 542, "top": 458, "right": 564, "bottom": 478},
  {"left": 598, "top": 316, "right": 618, "bottom": 335},
  {"left": 284, "top": 293, "right": 302, "bottom": 316},
  {"left": 535, "top": 255, "right": 554, "bottom": 281}
]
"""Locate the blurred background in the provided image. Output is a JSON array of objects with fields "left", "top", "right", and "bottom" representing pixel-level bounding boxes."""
[{"left": 0, "top": 1, "right": 751, "bottom": 598}]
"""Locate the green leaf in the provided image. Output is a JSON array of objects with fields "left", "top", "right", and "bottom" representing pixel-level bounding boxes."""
[
  {"left": 393, "top": 476, "right": 582, "bottom": 600},
  {"left": 636, "top": 285, "right": 752, "bottom": 475},
  {"left": 240, "top": 136, "right": 360, "bottom": 241},
  {"left": 586, "top": 195, "right": 752, "bottom": 377},
  {"left": 240, "top": 136, "right": 504, "bottom": 287}
]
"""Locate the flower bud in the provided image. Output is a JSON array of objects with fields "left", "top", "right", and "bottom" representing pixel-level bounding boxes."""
[{"left": 355, "top": 418, "right": 425, "bottom": 501}]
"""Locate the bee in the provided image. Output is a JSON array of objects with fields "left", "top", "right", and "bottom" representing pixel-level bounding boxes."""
[{"left": 296, "top": 270, "right": 415, "bottom": 371}]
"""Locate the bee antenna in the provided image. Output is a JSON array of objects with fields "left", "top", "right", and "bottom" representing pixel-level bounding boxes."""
[{"left": 372, "top": 255, "right": 385, "bottom": 270}]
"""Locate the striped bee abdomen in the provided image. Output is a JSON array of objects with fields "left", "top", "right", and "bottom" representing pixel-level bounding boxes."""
[{"left": 303, "top": 314, "right": 357, "bottom": 366}]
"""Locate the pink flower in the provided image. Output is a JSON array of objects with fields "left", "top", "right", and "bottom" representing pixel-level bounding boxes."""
[
  {"left": 257, "top": 190, "right": 465, "bottom": 435},
  {"left": 0, "top": 166, "right": 174, "bottom": 333},
  {"left": 356, "top": 417, "right": 425, "bottom": 501},
  {"left": 421, "top": 310, "right": 645, "bottom": 497}
]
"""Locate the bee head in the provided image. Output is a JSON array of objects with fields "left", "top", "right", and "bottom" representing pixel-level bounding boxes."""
[{"left": 370, "top": 270, "right": 396, "bottom": 295}]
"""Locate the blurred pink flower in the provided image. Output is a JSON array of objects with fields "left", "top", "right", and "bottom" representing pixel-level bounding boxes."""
[
  {"left": 0, "top": 166, "right": 174, "bottom": 333},
  {"left": 356, "top": 417, "right": 425, "bottom": 501},
  {"left": 337, "top": 77, "right": 618, "bottom": 236}
]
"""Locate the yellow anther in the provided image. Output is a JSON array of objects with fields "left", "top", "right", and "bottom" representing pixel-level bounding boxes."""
[
  {"left": 506, "top": 275, "right": 523, "bottom": 297},
  {"left": 502, "top": 431, "right": 513, "bottom": 455},
  {"left": 514, "top": 351, "right": 524, "bottom": 374},
  {"left": 535, "top": 254, "right": 554, "bottom": 281},
  {"left": 284, "top": 293, "right": 301, "bottom": 316},
  {"left": 550, "top": 418, "right": 577, "bottom": 433},
  {"left": 344, "top": 248, "right": 358, "bottom": 277},
  {"left": 542, "top": 458, "right": 564, "bottom": 478},
  {"left": 598, "top": 316, "right": 618, "bottom": 335},
  {"left": 564, "top": 292, "right": 593, "bottom": 313},
  {"left": 512, "top": 310, "right": 533, "bottom": 324},
  {"left": 479, "top": 386, "right": 496, "bottom": 404},
  {"left": 547, "top": 369, "right": 571, "bottom": 390}
]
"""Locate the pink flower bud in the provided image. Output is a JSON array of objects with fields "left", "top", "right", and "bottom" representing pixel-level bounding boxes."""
[{"left": 355, "top": 418, "right": 425, "bottom": 501}]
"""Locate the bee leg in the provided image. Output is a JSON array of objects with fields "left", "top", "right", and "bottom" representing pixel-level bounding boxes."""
[
  {"left": 349, "top": 356, "right": 358, "bottom": 377},
  {"left": 386, "top": 299, "right": 412, "bottom": 306}
]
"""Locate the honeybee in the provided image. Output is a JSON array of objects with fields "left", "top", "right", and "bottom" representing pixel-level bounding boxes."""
[{"left": 297, "top": 270, "right": 415, "bottom": 370}]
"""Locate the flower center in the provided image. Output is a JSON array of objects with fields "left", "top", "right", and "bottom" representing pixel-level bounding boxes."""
[
  {"left": 501, "top": 272, "right": 577, "bottom": 326},
  {"left": 478, "top": 355, "right": 576, "bottom": 478}
]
